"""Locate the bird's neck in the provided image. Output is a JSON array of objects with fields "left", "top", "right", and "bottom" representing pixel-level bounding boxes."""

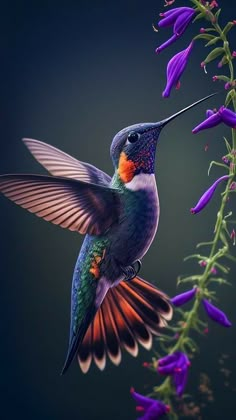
[
  {"left": 112, "top": 151, "right": 155, "bottom": 191},
  {"left": 111, "top": 169, "right": 156, "bottom": 193}
]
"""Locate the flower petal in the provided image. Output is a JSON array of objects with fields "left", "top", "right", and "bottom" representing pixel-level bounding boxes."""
[
  {"left": 206, "top": 109, "right": 215, "bottom": 118},
  {"left": 162, "top": 42, "right": 193, "bottom": 97},
  {"left": 160, "top": 7, "right": 194, "bottom": 17},
  {"left": 202, "top": 299, "right": 232, "bottom": 327},
  {"left": 158, "top": 8, "right": 183, "bottom": 28},
  {"left": 158, "top": 360, "right": 178, "bottom": 375},
  {"left": 156, "top": 33, "right": 178, "bottom": 54},
  {"left": 190, "top": 175, "right": 229, "bottom": 214},
  {"left": 173, "top": 365, "right": 188, "bottom": 397},
  {"left": 192, "top": 112, "right": 222, "bottom": 133},
  {"left": 131, "top": 389, "right": 156, "bottom": 409},
  {"left": 171, "top": 288, "right": 197, "bottom": 307},
  {"left": 131, "top": 390, "right": 169, "bottom": 419},
  {"left": 174, "top": 10, "right": 195, "bottom": 35},
  {"left": 219, "top": 106, "right": 236, "bottom": 128},
  {"left": 158, "top": 352, "right": 179, "bottom": 367}
]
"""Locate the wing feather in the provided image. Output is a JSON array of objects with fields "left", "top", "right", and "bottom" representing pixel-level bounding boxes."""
[
  {"left": 23, "top": 138, "right": 111, "bottom": 185},
  {"left": 0, "top": 174, "right": 120, "bottom": 235}
]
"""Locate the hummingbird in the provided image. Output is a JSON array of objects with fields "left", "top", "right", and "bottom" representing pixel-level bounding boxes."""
[{"left": 0, "top": 94, "right": 214, "bottom": 375}]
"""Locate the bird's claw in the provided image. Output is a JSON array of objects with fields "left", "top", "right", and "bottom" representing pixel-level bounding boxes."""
[{"left": 122, "top": 259, "right": 142, "bottom": 282}]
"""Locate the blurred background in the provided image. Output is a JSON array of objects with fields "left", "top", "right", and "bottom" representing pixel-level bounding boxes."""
[{"left": 0, "top": 0, "right": 235, "bottom": 418}]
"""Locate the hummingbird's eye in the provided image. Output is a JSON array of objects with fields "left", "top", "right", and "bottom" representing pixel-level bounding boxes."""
[{"left": 127, "top": 131, "right": 141, "bottom": 144}]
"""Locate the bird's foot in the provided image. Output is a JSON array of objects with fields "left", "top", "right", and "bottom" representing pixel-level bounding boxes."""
[{"left": 121, "top": 259, "right": 142, "bottom": 282}]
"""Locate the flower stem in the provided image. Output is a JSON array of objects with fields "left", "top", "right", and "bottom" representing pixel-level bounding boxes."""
[{"left": 151, "top": 2, "right": 236, "bottom": 417}]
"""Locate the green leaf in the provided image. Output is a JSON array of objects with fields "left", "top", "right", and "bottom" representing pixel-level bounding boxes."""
[
  {"left": 219, "top": 55, "right": 229, "bottom": 68},
  {"left": 223, "top": 22, "right": 234, "bottom": 36},
  {"left": 205, "top": 37, "right": 221, "bottom": 47},
  {"left": 184, "top": 254, "right": 205, "bottom": 261},
  {"left": 220, "top": 231, "right": 229, "bottom": 246},
  {"left": 215, "top": 8, "right": 221, "bottom": 22},
  {"left": 209, "top": 277, "right": 232, "bottom": 286},
  {"left": 203, "top": 47, "right": 224, "bottom": 64},
  {"left": 194, "top": 34, "right": 216, "bottom": 41},
  {"left": 193, "top": 12, "right": 205, "bottom": 22},
  {"left": 183, "top": 337, "right": 199, "bottom": 352},
  {"left": 202, "top": 28, "right": 219, "bottom": 33},
  {"left": 224, "top": 136, "right": 232, "bottom": 153},
  {"left": 214, "top": 261, "right": 230, "bottom": 273},
  {"left": 224, "top": 211, "right": 233, "bottom": 220},
  {"left": 177, "top": 275, "right": 200, "bottom": 286},
  {"left": 225, "top": 253, "right": 236, "bottom": 263},
  {"left": 225, "top": 89, "right": 236, "bottom": 107},
  {"left": 196, "top": 241, "right": 214, "bottom": 248},
  {"left": 214, "top": 75, "right": 230, "bottom": 82},
  {"left": 208, "top": 160, "right": 229, "bottom": 176}
]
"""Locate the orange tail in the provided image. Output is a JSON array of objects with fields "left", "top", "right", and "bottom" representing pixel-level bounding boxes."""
[{"left": 77, "top": 276, "right": 173, "bottom": 373}]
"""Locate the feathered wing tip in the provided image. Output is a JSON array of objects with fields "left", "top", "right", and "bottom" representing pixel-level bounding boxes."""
[{"left": 77, "top": 276, "right": 173, "bottom": 373}]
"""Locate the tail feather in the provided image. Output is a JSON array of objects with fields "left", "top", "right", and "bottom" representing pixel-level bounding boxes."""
[
  {"left": 77, "top": 323, "right": 92, "bottom": 374},
  {"left": 109, "top": 289, "right": 139, "bottom": 357},
  {"left": 100, "top": 296, "right": 122, "bottom": 366},
  {"left": 77, "top": 276, "right": 172, "bottom": 373},
  {"left": 92, "top": 309, "right": 106, "bottom": 371},
  {"left": 114, "top": 286, "right": 152, "bottom": 350}
]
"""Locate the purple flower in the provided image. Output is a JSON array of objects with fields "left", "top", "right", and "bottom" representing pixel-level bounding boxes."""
[
  {"left": 220, "top": 106, "right": 236, "bottom": 127},
  {"left": 171, "top": 287, "right": 197, "bottom": 307},
  {"left": 191, "top": 175, "right": 229, "bottom": 214},
  {"left": 156, "top": 7, "right": 195, "bottom": 53},
  {"left": 192, "top": 106, "right": 236, "bottom": 133},
  {"left": 130, "top": 388, "right": 169, "bottom": 419},
  {"left": 202, "top": 299, "right": 232, "bottom": 327},
  {"left": 162, "top": 42, "right": 193, "bottom": 98},
  {"left": 206, "top": 109, "right": 215, "bottom": 118},
  {"left": 158, "top": 352, "right": 190, "bottom": 397}
]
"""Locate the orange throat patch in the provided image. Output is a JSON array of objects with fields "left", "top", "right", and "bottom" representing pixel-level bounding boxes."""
[{"left": 117, "top": 152, "right": 136, "bottom": 183}]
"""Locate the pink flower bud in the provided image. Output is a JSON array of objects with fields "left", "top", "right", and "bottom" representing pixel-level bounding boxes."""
[
  {"left": 230, "top": 181, "right": 236, "bottom": 191},
  {"left": 230, "top": 229, "right": 236, "bottom": 245}
]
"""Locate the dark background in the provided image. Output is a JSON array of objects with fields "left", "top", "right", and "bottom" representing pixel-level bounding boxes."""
[{"left": 0, "top": 1, "right": 235, "bottom": 419}]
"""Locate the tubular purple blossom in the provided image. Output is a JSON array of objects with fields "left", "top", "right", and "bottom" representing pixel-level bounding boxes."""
[
  {"left": 156, "top": 7, "right": 195, "bottom": 53},
  {"left": 192, "top": 112, "right": 222, "bottom": 133},
  {"left": 192, "top": 106, "right": 236, "bottom": 133},
  {"left": 202, "top": 299, "right": 232, "bottom": 327},
  {"left": 191, "top": 175, "right": 230, "bottom": 214},
  {"left": 171, "top": 287, "right": 197, "bottom": 307},
  {"left": 162, "top": 42, "right": 193, "bottom": 98},
  {"left": 130, "top": 388, "right": 169, "bottom": 419},
  {"left": 158, "top": 352, "right": 190, "bottom": 397},
  {"left": 219, "top": 106, "right": 236, "bottom": 128}
]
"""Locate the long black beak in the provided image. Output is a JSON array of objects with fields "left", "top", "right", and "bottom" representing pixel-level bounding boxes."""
[{"left": 157, "top": 92, "right": 217, "bottom": 128}]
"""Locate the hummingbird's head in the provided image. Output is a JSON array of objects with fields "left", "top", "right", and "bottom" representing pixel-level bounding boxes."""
[
  {"left": 110, "top": 122, "right": 162, "bottom": 183},
  {"left": 110, "top": 93, "right": 216, "bottom": 186}
]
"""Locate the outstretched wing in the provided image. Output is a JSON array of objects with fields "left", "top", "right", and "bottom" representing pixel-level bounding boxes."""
[
  {"left": 23, "top": 138, "right": 111, "bottom": 185},
  {"left": 0, "top": 174, "right": 120, "bottom": 235}
]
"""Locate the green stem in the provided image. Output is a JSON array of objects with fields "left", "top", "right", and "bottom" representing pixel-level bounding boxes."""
[{"left": 151, "top": 2, "right": 236, "bottom": 418}]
